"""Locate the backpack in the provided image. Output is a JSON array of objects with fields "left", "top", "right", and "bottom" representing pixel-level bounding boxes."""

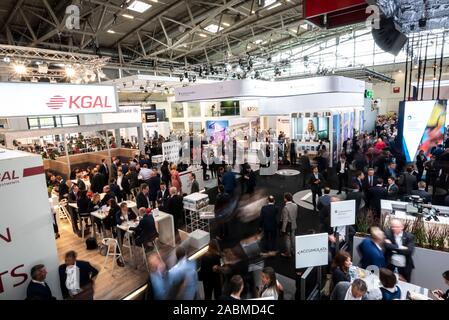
[{"left": 85, "top": 237, "right": 97, "bottom": 250}]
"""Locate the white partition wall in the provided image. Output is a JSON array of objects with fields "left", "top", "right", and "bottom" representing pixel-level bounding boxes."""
[{"left": 0, "top": 149, "right": 61, "bottom": 300}]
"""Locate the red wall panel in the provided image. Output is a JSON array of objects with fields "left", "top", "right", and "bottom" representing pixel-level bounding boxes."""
[{"left": 305, "top": 0, "right": 367, "bottom": 18}]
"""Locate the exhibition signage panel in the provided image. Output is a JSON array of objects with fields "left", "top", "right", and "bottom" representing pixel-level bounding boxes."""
[
  {"left": 0, "top": 149, "right": 61, "bottom": 299},
  {"left": 174, "top": 77, "right": 365, "bottom": 102},
  {"left": 398, "top": 100, "right": 447, "bottom": 162},
  {"left": 331, "top": 200, "right": 356, "bottom": 227},
  {"left": 295, "top": 233, "right": 328, "bottom": 269},
  {"left": 102, "top": 105, "right": 141, "bottom": 123},
  {"left": 0, "top": 82, "right": 118, "bottom": 117}
]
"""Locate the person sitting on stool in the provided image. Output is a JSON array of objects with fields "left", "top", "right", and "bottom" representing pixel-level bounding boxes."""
[{"left": 130, "top": 207, "right": 158, "bottom": 249}]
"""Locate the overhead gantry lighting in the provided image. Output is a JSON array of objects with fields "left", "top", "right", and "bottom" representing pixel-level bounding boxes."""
[
  {"left": 128, "top": 1, "right": 152, "bottom": 13},
  {"left": 13, "top": 63, "right": 27, "bottom": 75},
  {"left": 204, "top": 24, "right": 224, "bottom": 33}
]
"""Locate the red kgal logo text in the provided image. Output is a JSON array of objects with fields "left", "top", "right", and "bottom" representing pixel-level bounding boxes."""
[{"left": 47, "top": 95, "right": 112, "bottom": 110}]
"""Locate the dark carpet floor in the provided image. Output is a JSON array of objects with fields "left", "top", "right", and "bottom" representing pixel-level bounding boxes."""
[{"left": 201, "top": 164, "right": 343, "bottom": 280}]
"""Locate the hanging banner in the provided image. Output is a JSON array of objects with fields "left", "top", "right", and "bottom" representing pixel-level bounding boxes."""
[
  {"left": 295, "top": 233, "right": 328, "bottom": 269},
  {"left": 331, "top": 200, "right": 356, "bottom": 227},
  {"left": 0, "top": 82, "right": 118, "bottom": 117}
]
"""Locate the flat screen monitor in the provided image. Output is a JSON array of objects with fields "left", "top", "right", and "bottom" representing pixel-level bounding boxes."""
[
  {"left": 293, "top": 117, "right": 329, "bottom": 141},
  {"left": 206, "top": 120, "right": 229, "bottom": 142}
]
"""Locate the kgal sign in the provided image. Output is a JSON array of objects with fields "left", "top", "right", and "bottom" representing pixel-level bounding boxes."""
[{"left": 0, "top": 82, "right": 118, "bottom": 117}]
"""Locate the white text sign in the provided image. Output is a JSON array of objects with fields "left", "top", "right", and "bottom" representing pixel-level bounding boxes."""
[
  {"left": 295, "top": 233, "right": 328, "bottom": 269},
  {"left": 0, "top": 82, "right": 118, "bottom": 117},
  {"left": 331, "top": 200, "right": 356, "bottom": 227}
]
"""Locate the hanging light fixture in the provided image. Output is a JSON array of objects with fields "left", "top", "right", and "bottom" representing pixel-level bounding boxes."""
[{"left": 13, "top": 63, "right": 27, "bottom": 75}]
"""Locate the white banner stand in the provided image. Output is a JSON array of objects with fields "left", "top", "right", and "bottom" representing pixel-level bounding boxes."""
[
  {"left": 0, "top": 149, "right": 61, "bottom": 299},
  {"left": 331, "top": 199, "right": 356, "bottom": 252}
]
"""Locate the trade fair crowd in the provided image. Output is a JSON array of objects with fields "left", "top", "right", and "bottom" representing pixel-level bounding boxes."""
[{"left": 25, "top": 113, "right": 449, "bottom": 300}]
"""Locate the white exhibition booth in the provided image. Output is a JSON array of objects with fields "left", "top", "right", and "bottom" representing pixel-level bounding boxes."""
[
  {"left": 175, "top": 77, "right": 366, "bottom": 167},
  {"left": 0, "top": 149, "right": 61, "bottom": 300}
]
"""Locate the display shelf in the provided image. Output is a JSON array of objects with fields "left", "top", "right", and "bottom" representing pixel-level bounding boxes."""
[{"left": 183, "top": 193, "right": 212, "bottom": 233}]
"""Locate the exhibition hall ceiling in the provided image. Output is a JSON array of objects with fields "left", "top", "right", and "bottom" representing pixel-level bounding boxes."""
[{"left": 0, "top": 0, "right": 308, "bottom": 75}]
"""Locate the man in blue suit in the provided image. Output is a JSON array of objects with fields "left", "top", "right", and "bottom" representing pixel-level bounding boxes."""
[
  {"left": 222, "top": 165, "right": 236, "bottom": 196},
  {"left": 168, "top": 246, "right": 198, "bottom": 299},
  {"left": 358, "top": 226, "right": 386, "bottom": 269}
]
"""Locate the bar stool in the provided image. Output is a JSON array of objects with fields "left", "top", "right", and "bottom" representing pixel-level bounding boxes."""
[
  {"left": 122, "top": 232, "right": 134, "bottom": 262},
  {"left": 79, "top": 212, "right": 91, "bottom": 239},
  {"left": 102, "top": 238, "right": 124, "bottom": 274},
  {"left": 140, "top": 234, "right": 161, "bottom": 272},
  {"left": 57, "top": 199, "right": 71, "bottom": 224}
]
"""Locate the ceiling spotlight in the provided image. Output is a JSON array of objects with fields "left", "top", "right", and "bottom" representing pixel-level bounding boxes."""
[
  {"left": 65, "top": 66, "right": 76, "bottom": 78},
  {"left": 13, "top": 63, "right": 27, "bottom": 75},
  {"left": 3, "top": 56, "right": 11, "bottom": 63}
]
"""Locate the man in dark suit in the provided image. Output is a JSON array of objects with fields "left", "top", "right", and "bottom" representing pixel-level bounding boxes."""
[
  {"left": 259, "top": 196, "right": 278, "bottom": 255},
  {"left": 353, "top": 171, "right": 365, "bottom": 193},
  {"left": 215, "top": 185, "right": 230, "bottom": 213},
  {"left": 309, "top": 166, "right": 324, "bottom": 211},
  {"left": 58, "top": 250, "right": 98, "bottom": 300},
  {"left": 336, "top": 155, "right": 349, "bottom": 194},
  {"left": 136, "top": 183, "right": 151, "bottom": 209},
  {"left": 415, "top": 150, "right": 427, "bottom": 182},
  {"left": 100, "top": 185, "right": 116, "bottom": 207},
  {"left": 75, "top": 171, "right": 86, "bottom": 192},
  {"left": 99, "top": 159, "right": 110, "bottom": 186},
  {"left": 91, "top": 168, "right": 104, "bottom": 194},
  {"left": 386, "top": 176, "right": 399, "bottom": 200},
  {"left": 130, "top": 208, "right": 158, "bottom": 247},
  {"left": 300, "top": 151, "right": 311, "bottom": 188},
  {"left": 317, "top": 187, "right": 332, "bottom": 211},
  {"left": 111, "top": 158, "right": 119, "bottom": 180},
  {"left": 189, "top": 173, "right": 200, "bottom": 194},
  {"left": 362, "top": 167, "right": 377, "bottom": 193},
  {"left": 157, "top": 183, "right": 170, "bottom": 210},
  {"left": 57, "top": 178, "right": 70, "bottom": 201},
  {"left": 166, "top": 186, "right": 184, "bottom": 231},
  {"left": 368, "top": 178, "right": 388, "bottom": 217},
  {"left": 399, "top": 166, "right": 417, "bottom": 195},
  {"left": 148, "top": 170, "right": 161, "bottom": 208},
  {"left": 290, "top": 140, "right": 297, "bottom": 165},
  {"left": 384, "top": 218, "right": 415, "bottom": 282},
  {"left": 411, "top": 181, "right": 433, "bottom": 204},
  {"left": 346, "top": 183, "right": 364, "bottom": 217},
  {"left": 219, "top": 275, "right": 244, "bottom": 300},
  {"left": 26, "top": 264, "right": 56, "bottom": 300}
]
